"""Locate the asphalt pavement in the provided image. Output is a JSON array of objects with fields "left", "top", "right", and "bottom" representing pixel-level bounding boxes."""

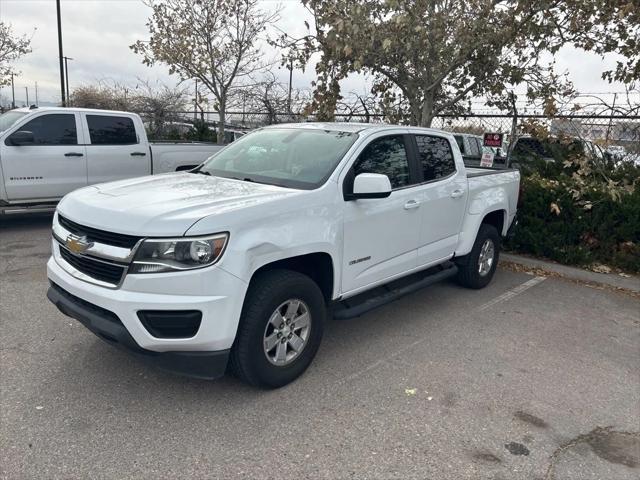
[{"left": 1, "top": 213, "right": 639, "bottom": 479}]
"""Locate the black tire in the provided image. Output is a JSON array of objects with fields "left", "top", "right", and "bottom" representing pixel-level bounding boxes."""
[
  {"left": 230, "top": 269, "right": 325, "bottom": 388},
  {"left": 455, "top": 224, "right": 501, "bottom": 289}
]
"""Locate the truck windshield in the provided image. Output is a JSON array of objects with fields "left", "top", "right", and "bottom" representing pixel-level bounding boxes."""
[
  {"left": 198, "top": 128, "right": 359, "bottom": 189},
  {"left": 0, "top": 111, "right": 27, "bottom": 133}
]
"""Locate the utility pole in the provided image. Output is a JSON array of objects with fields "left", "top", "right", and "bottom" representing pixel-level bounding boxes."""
[
  {"left": 63, "top": 56, "right": 73, "bottom": 103},
  {"left": 287, "top": 58, "right": 293, "bottom": 115},
  {"left": 56, "top": 0, "right": 66, "bottom": 106},
  {"left": 194, "top": 78, "right": 198, "bottom": 122},
  {"left": 25, "top": 87, "right": 29, "bottom": 106},
  {"left": 11, "top": 73, "right": 16, "bottom": 109}
]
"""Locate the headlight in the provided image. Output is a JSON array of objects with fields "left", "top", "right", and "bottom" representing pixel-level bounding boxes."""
[{"left": 130, "top": 233, "right": 228, "bottom": 273}]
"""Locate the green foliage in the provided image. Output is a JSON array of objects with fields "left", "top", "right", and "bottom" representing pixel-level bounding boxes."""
[
  {"left": 507, "top": 164, "right": 640, "bottom": 273},
  {"left": 282, "top": 0, "right": 639, "bottom": 126},
  {"left": 186, "top": 120, "right": 216, "bottom": 142}
]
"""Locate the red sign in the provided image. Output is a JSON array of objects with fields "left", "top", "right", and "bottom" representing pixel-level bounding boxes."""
[{"left": 483, "top": 133, "right": 503, "bottom": 148}]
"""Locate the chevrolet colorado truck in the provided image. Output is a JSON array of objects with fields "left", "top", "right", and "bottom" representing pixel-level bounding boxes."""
[
  {"left": 46, "top": 123, "right": 520, "bottom": 388},
  {"left": 0, "top": 107, "right": 223, "bottom": 214}
]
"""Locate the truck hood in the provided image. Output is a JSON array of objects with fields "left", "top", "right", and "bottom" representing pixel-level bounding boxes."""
[{"left": 57, "top": 172, "right": 299, "bottom": 236}]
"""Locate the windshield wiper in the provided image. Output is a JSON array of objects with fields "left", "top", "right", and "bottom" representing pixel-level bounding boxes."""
[{"left": 192, "top": 169, "right": 211, "bottom": 176}]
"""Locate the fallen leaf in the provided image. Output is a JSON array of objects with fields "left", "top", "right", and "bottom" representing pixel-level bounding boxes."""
[
  {"left": 591, "top": 264, "right": 612, "bottom": 274},
  {"left": 405, "top": 388, "right": 416, "bottom": 396},
  {"left": 550, "top": 202, "right": 561, "bottom": 215}
]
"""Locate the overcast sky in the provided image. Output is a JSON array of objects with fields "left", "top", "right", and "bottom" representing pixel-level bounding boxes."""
[{"left": 0, "top": 0, "right": 630, "bottom": 109}]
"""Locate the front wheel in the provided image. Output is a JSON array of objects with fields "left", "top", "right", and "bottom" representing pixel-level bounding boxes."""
[
  {"left": 230, "top": 269, "right": 325, "bottom": 388},
  {"left": 455, "top": 224, "right": 500, "bottom": 289}
]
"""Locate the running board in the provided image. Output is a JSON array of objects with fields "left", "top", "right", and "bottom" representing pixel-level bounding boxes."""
[
  {"left": 1, "top": 206, "right": 56, "bottom": 215},
  {"left": 332, "top": 263, "right": 458, "bottom": 320}
]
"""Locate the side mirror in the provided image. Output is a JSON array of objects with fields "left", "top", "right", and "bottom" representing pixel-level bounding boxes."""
[
  {"left": 349, "top": 173, "right": 392, "bottom": 200},
  {"left": 9, "top": 130, "right": 35, "bottom": 146}
]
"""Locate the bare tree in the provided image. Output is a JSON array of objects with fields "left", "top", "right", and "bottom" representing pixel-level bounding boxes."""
[
  {"left": 132, "top": 79, "right": 189, "bottom": 138},
  {"left": 131, "top": 0, "right": 279, "bottom": 144},
  {"left": 69, "top": 80, "right": 134, "bottom": 110},
  {"left": 241, "top": 71, "right": 310, "bottom": 124},
  {"left": 70, "top": 79, "right": 188, "bottom": 139},
  {"left": 0, "top": 22, "right": 33, "bottom": 86}
]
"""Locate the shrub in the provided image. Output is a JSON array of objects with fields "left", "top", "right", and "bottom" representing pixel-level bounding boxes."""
[{"left": 506, "top": 148, "right": 640, "bottom": 273}]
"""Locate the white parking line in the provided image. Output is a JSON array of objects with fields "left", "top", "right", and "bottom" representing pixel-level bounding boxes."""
[
  {"left": 477, "top": 276, "right": 546, "bottom": 312},
  {"left": 333, "top": 275, "right": 547, "bottom": 386}
]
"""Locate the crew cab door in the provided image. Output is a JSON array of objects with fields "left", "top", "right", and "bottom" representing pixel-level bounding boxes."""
[
  {"left": 82, "top": 113, "right": 149, "bottom": 185},
  {"left": 1, "top": 112, "right": 87, "bottom": 201},
  {"left": 411, "top": 134, "right": 468, "bottom": 267},
  {"left": 341, "top": 133, "right": 421, "bottom": 295}
]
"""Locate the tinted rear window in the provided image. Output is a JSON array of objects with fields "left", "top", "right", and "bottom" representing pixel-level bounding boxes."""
[
  {"left": 87, "top": 115, "right": 137, "bottom": 145},
  {"left": 415, "top": 135, "right": 456, "bottom": 181}
]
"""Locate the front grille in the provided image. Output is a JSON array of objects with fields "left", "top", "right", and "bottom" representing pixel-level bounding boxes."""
[
  {"left": 58, "top": 215, "right": 141, "bottom": 249},
  {"left": 60, "top": 247, "right": 127, "bottom": 285},
  {"left": 50, "top": 282, "right": 122, "bottom": 325}
]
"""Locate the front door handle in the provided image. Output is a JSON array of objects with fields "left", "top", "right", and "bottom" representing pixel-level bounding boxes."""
[
  {"left": 450, "top": 189, "right": 465, "bottom": 199},
  {"left": 64, "top": 152, "right": 84, "bottom": 157},
  {"left": 130, "top": 152, "right": 147, "bottom": 157},
  {"left": 404, "top": 199, "right": 421, "bottom": 210}
]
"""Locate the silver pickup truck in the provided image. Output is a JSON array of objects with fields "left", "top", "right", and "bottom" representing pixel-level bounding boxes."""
[{"left": 0, "top": 107, "right": 223, "bottom": 214}]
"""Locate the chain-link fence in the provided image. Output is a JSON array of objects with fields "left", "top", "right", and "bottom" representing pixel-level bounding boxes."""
[
  {"left": 152, "top": 109, "right": 638, "bottom": 146},
  {"left": 137, "top": 109, "right": 639, "bottom": 166}
]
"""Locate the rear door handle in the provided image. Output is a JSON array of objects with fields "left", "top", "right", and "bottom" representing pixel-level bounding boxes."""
[
  {"left": 64, "top": 152, "right": 84, "bottom": 157},
  {"left": 404, "top": 199, "right": 421, "bottom": 210},
  {"left": 130, "top": 152, "right": 147, "bottom": 157},
  {"left": 450, "top": 189, "right": 465, "bottom": 199}
]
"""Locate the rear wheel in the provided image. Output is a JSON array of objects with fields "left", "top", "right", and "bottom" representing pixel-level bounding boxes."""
[
  {"left": 230, "top": 269, "right": 325, "bottom": 388},
  {"left": 455, "top": 224, "right": 500, "bottom": 289}
]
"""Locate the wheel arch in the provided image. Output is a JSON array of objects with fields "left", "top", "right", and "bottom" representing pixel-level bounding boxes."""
[
  {"left": 455, "top": 207, "right": 508, "bottom": 257},
  {"left": 248, "top": 251, "right": 336, "bottom": 302}
]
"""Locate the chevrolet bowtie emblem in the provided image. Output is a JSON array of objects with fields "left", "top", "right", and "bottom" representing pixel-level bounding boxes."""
[{"left": 66, "top": 234, "right": 93, "bottom": 254}]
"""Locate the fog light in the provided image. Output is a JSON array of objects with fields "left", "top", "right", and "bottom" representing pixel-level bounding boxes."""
[{"left": 137, "top": 310, "right": 202, "bottom": 339}]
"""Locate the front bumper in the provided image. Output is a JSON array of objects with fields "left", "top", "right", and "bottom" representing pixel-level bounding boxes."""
[
  {"left": 47, "top": 237, "right": 249, "bottom": 378},
  {"left": 47, "top": 282, "right": 230, "bottom": 380},
  {"left": 47, "top": 244, "right": 247, "bottom": 352}
]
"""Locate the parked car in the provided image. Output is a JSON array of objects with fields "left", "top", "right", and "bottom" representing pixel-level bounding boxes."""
[
  {"left": 46, "top": 123, "right": 520, "bottom": 388},
  {"left": 453, "top": 133, "right": 507, "bottom": 167},
  {"left": 0, "top": 107, "right": 224, "bottom": 214},
  {"left": 508, "top": 135, "right": 615, "bottom": 168}
]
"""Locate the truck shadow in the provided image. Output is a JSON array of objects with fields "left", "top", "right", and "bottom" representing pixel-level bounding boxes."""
[{"left": 0, "top": 212, "right": 54, "bottom": 231}]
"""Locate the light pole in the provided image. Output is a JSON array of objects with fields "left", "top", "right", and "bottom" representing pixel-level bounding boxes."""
[
  {"left": 63, "top": 56, "right": 73, "bottom": 103},
  {"left": 287, "top": 58, "right": 293, "bottom": 115},
  {"left": 11, "top": 73, "right": 15, "bottom": 109},
  {"left": 25, "top": 87, "right": 29, "bottom": 106},
  {"left": 56, "top": 0, "right": 66, "bottom": 106}
]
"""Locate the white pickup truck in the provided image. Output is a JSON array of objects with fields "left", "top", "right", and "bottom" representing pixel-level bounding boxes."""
[
  {"left": 0, "top": 107, "right": 223, "bottom": 214},
  {"left": 46, "top": 123, "right": 520, "bottom": 388}
]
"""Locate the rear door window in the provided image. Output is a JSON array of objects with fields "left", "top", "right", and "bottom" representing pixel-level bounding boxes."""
[
  {"left": 87, "top": 115, "right": 137, "bottom": 145},
  {"left": 414, "top": 135, "right": 456, "bottom": 182},
  {"left": 8, "top": 114, "right": 77, "bottom": 145}
]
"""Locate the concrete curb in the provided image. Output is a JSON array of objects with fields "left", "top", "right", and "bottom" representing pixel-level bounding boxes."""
[{"left": 500, "top": 253, "right": 640, "bottom": 294}]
